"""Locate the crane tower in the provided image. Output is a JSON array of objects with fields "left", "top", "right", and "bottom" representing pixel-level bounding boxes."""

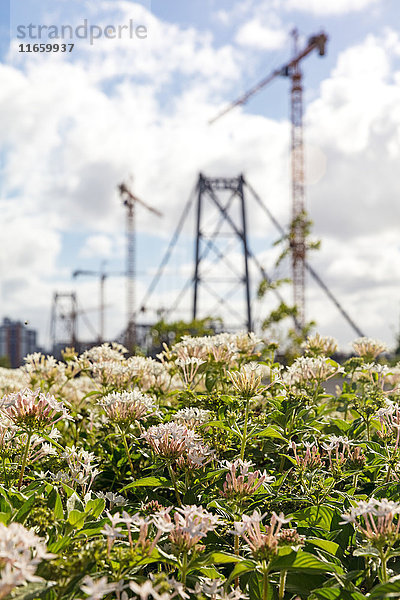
[
  {"left": 119, "top": 182, "right": 162, "bottom": 352},
  {"left": 210, "top": 29, "right": 328, "bottom": 331}
]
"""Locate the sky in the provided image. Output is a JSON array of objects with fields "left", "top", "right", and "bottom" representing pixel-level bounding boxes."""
[{"left": 1, "top": 0, "right": 400, "bottom": 352}]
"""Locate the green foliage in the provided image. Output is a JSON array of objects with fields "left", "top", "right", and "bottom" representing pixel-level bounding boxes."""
[
  {"left": 0, "top": 355, "right": 11, "bottom": 368},
  {"left": 149, "top": 316, "right": 223, "bottom": 349},
  {"left": 0, "top": 330, "right": 398, "bottom": 599}
]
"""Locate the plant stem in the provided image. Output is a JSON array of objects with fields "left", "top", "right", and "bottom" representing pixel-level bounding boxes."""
[
  {"left": 279, "top": 454, "right": 285, "bottom": 472},
  {"left": 180, "top": 552, "right": 188, "bottom": 585},
  {"left": 240, "top": 397, "right": 251, "bottom": 461},
  {"left": 234, "top": 534, "right": 240, "bottom": 588},
  {"left": 279, "top": 570, "right": 287, "bottom": 600},
  {"left": 18, "top": 431, "right": 32, "bottom": 490},
  {"left": 2, "top": 456, "right": 8, "bottom": 487},
  {"left": 168, "top": 463, "right": 182, "bottom": 507},
  {"left": 379, "top": 550, "right": 388, "bottom": 583},
  {"left": 262, "top": 562, "right": 269, "bottom": 600},
  {"left": 120, "top": 429, "right": 134, "bottom": 473}
]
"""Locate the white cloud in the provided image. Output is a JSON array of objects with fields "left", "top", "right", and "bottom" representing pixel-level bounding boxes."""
[
  {"left": 79, "top": 234, "right": 113, "bottom": 258},
  {"left": 235, "top": 18, "right": 287, "bottom": 50},
  {"left": 2, "top": 1, "right": 400, "bottom": 350},
  {"left": 0, "top": 0, "right": 288, "bottom": 347},
  {"left": 301, "top": 31, "right": 400, "bottom": 346},
  {"left": 284, "top": 0, "right": 380, "bottom": 16}
]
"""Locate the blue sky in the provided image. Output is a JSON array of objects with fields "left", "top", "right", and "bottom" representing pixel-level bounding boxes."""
[{"left": 1, "top": 0, "right": 400, "bottom": 350}]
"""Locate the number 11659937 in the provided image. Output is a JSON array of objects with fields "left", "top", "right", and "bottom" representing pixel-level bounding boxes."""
[{"left": 18, "top": 43, "right": 74, "bottom": 53}]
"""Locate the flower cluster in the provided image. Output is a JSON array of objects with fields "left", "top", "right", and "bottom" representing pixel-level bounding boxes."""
[
  {"left": 165, "top": 505, "right": 221, "bottom": 553},
  {"left": 56, "top": 445, "right": 99, "bottom": 494},
  {"left": 0, "top": 522, "right": 54, "bottom": 599},
  {"left": 302, "top": 333, "right": 338, "bottom": 357},
  {"left": 227, "top": 363, "right": 264, "bottom": 398},
  {"left": 141, "top": 422, "right": 213, "bottom": 467},
  {"left": 175, "top": 356, "right": 206, "bottom": 388},
  {"left": 0, "top": 388, "right": 71, "bottom": 431},
  {"left": 98, "top": 390, "right": 156, "bottom": 427},
  {"left": 291, "top": 441, "right": 323, "bottom": 471},
  {"left": 376, "top": 403, "right": 400, "bottom": 447},
  {"left": 173, "top": 407, "right": 211, "bottom": 428},
  {"left": 232, "top": 510, "right": 303, "bottom": 561},
  {"left": 322, "top": 436, "right": 366, "bottom": 471},
  {"left": 352, "top": 337, "right": 388, "bottom": 361},
  {"left": 1, "top": 329, "right": 400, "bottom": 598},
  {"left": 341, "top": 498, "right": 400, "bottom": 548},
  {"left": 165, "top": 331, "right": 262, "bottom": 370},
  {"left": 220, "top": 459, "right": 272, "bottom": 499},
  {"left": 283, "top": 356, "right": 343, "bottom": 388},
  {"left": 128, "top": 356, "right": 174, "bottom": 392}
]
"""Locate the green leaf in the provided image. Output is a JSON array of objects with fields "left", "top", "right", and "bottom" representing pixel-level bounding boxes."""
[
  {"left": 79, "top": 519, "right": 108, "bottom": 538},
  {"left": 306, "top": 538, "right": 340, "bottom": 556},
  {"left": 353, "top": 547, "right": 379, "bottom": 558},
  {"left": 329, "top": 418, "right": 351, "bottom": 433},
  {"left": 255, "top": 426, "right": 285, "bottom": 440},
  {"left": 293, "top": 505, "right": 336, "bottom": 530},
  {"left": 61, "top": 483, "right": 76, "bottom": 498},
  {"left": 369, "top": 575, "right": 400, "bottom": 598},
  {"left": 311, "top": 589, "right": 367, "bottom": 600},
  {"left": 194, "top": 551, "right": 240, "bottom": 567},
  {"left": 121, "top": 476, "right": 169, "bottom": 492},
  {"left": 199, "top": 567, "right": 221, "bottom": 578},
  {"left": 269, "top": 550, "right": 343, "bottom": 574},
  {"left": 48, "top": 488, "right": 64, "bottom": 521},
  {"left": 68, "top": 509, "right": 86, "bottom": 529},
  {"left": 248, "top": 571, "right": 266, "bottom": 600},
  {"left": 48, "top": 534, "right": 72, "bottom": 553},
  {"left": 40, "top": 432, "right": 65, "bottom": 452},
  {"left": 12, "top": 493, "right": 37, "bottom": 524},
  {"left": 227, "top": 559, "right": 258, "bottom": 584},
  {"left": 85, "top": 498, "right": 105, "bottom": 519},
  {"left": 200, "top": 420, "right": 232, "bottom": 430},
  {"left": 8, "top": 581, "right": 55, "bottom": 599}
]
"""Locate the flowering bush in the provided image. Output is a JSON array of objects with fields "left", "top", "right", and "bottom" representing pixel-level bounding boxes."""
[{"left": 1, "top": 334, "right": 400, "bottom": 599}]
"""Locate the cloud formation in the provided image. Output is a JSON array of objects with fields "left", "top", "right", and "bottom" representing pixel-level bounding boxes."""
[{"left": 1, "top": 1, "right": 399, "bottom": 350}]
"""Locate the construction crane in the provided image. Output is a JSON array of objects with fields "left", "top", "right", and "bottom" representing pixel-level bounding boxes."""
[
  {"left": 118, "top": 182, "right": 162, "bottom": 352},
  {"left": 210, "top": 28, "right": 328, "bottom": 332},
  {"left": 72, "top": 266, "right": 130, "bottom": 342}
]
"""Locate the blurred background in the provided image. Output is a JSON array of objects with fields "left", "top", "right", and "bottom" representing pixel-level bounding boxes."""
[{"left": 1, "top": 0, "right": 400, "bottom": 364}]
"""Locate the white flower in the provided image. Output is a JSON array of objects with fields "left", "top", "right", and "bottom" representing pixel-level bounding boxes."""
[
  {"left": 0, "top": 522, "right": 54, "bottom": 597},
  {"left": 80, "top": 575, "right": 115, "bottom": 600},
  {"left": 129, "top": 580, "right": 172, "bottom": 600},
  {"left": 173, "top": 407, "right": 211, "bottom": 427},
  {"left": 283, "top": 357, "right": 343, "bottom": 387},
  {"left": 352, "top": 337, "right": 387, "bottom": 359},
  {"left": 96, "top": 491, "right": 126, "bottom": 508},
  {"left": 151, "top": 508, "right": 175, "bottom": 533}
]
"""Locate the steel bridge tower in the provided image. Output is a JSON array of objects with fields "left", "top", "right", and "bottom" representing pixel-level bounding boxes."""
[
  {"left": 50, "top": 292, "right": 78, "bottom": 353},
  {"left": 192, "top": 174, "right": 252, "bottom": 332}
]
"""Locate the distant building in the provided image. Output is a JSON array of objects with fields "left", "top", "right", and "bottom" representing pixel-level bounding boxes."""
[{"left": 0, "top": 318, "right": 40, "bottom": 368}]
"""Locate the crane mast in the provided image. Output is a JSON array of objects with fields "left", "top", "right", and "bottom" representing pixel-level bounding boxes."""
[
  {"left": 209, "top": 29, "right": 328, "bottom": 333},
  {"left": 126, "top": 197, "right": 135, "bottom": 350},
  {"left": 119, "top": 184, "right": 137, "bottom": 351},
  {"left": 119, "top": 182, "right": 162, "bottom": 353},
  {"left": 290, "top": 29, "right": 306, "bottom": 330}
]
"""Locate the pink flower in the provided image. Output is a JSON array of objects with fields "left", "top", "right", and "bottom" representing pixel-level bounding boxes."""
[{"left": 0, "top": 388, "right": 71, "bottom": 431}]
